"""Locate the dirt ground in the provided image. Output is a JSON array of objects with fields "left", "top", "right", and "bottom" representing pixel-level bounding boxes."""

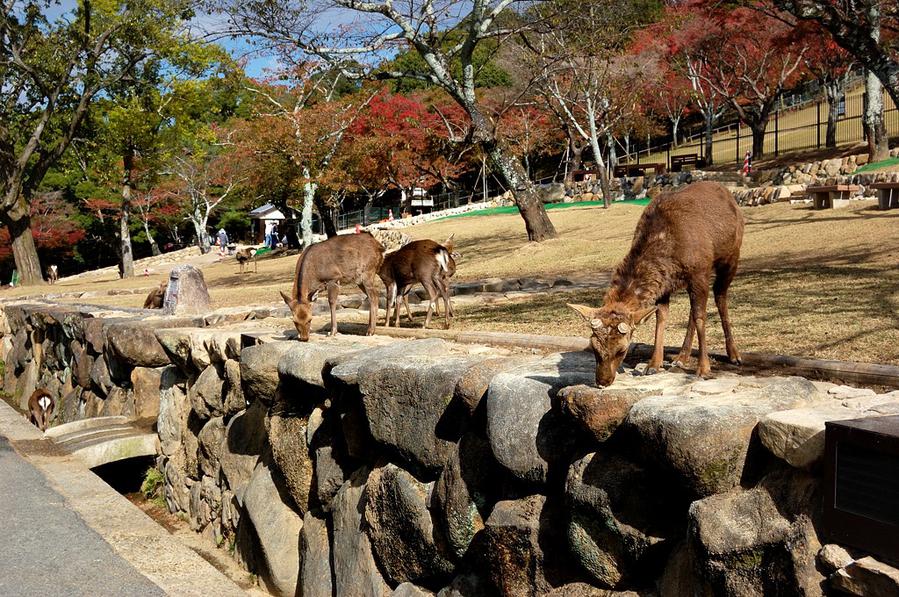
[{"left": 6, "top": 198, "right": 899, "bottom": 365}]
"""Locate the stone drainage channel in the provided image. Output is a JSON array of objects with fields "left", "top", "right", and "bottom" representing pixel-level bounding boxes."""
[{"left": 3, "top": 298, "right": 899, "bottom": 596}]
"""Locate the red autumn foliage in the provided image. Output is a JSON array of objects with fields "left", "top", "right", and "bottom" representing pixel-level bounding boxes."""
[{"left": 0, "top": 193, "right": 86, "bottom": 264}]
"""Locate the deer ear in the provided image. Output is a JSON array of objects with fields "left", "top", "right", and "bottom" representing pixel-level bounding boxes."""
[
  {"left": 631, "top": 305, "right": 658, "bottom": 327},
  {"left": 443, "top": 234, "right": 455, "bottom": 253},
  {"left": 279, "top": 290, "right": 296, "bottom": 308},
  {"left": 567, "top": 303, "right": 601, "bottom": 325}
]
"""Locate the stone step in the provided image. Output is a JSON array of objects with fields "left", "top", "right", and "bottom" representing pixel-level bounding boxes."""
[
  {"left": 56, "top": 428, "right": 149, "bottom": 452},
  {"left": 50, "top": 423, "right": 137, "bottom": 446}
]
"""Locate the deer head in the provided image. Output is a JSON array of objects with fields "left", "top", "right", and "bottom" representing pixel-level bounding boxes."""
[
  {"left": 280, "top": 291, "right": 313, "bottom": 341},
  {"left": 568, "top": 302, "right": 657, "bottom": 386}
]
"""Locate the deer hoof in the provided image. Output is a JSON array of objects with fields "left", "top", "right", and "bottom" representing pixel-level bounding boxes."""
[
  {"left": 730, "top": 356, "right": 743, "bottom": 366},
  {"left": 645, "top": 367, "right": 659, "bottom": 376}
]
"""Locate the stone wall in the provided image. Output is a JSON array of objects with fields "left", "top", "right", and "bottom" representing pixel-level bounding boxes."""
[{"left": 2, "top": 300, "right": 899, "bottom": 596}]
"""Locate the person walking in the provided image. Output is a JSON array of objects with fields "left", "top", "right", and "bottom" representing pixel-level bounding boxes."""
[
  {"left": 264, "top": 220, "right": 275, "bottom": 248},
  {"left": 217, "top": 228, "right": 229, "bottom": 257}
]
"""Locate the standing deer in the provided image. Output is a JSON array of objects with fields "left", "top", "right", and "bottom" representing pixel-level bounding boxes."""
[
  {"left": 46, "top": 265, "right": 58, "bottom": 284},
  {"left": 28, "top": 389, "right": 55, "bottom": 432},
  {"left": 568, "top": 181, "right": 743, "bottom": 386},
  {"left": 143, "top": 281, "right": 167, "bottom": 309},
  {"left": 379, "top": 236, "right": 455, "bottom": 329},
  {"left": 236, "top": 247, "right": 258, "bottom": 274},
  {"left": 280, "top": 232, "right": 384, "bottom": 341}
]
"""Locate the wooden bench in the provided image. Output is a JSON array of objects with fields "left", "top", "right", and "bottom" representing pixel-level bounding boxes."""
[
  {"left": 670, "top": 153, "right": 702, "bottom": 172},
  {"left": 869, "top": 182, "right": 899, "bottom": 210},
  {"left": 805, "top": 184, "right": 861, "bottom": 209},
  {"left": 613, "top": 163, "right": 666, "bottom": 178}
]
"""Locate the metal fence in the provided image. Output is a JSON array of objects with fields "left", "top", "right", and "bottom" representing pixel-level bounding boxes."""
[{"left": 623, "top": 82, "right": 899, "bottom": 170}]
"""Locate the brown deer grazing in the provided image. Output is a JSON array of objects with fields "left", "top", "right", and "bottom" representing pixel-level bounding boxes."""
[
  {"left": 280, "top": 232, "right": 384, "bottom": 341},
  {"left": 143, "top": 281, "right": 167, "bottom": 309},
  {"left": 28, "top": 389, "right": 55, "bottom": 432},
  {"left": 236, "top": 247, "right": 258, "bottom": 274},
  {"left": 46, "top": 265, "right": 58, "bottom": 284},
  {"left": 568, "top": 181, "right": 743, "bottom": 386},
  {"left": 379, "top": 237, "right": 455, "bottom": 329}
]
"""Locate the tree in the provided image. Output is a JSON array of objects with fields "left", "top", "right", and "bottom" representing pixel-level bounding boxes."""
[
  {"left": 639, "top": 48, "right": 694, "bottom": 148},
  {"left": 214, "top": 0, "right": 559, "bottom": 241},
  {"left": 800, "top": 26, "right": 855, "bottom": 148},
  {"left": 0, "top": 0, "right": 194, "bottom": 284},
  {"left": 0, "top": 191, "right": 85, "bottom": 275}
]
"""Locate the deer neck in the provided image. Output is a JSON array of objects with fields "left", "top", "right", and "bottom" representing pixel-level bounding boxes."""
[{"left": 609, "top": 255, "right": 675, "bottom": 309}]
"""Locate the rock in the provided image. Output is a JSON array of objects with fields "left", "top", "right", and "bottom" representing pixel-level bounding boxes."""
[
  {"left": 101, "top": 386, "right": 132, "bottom": 417},
  {"left": 364, "top": 464, "right": 454, "bottom": 587},
  {"left": 479, "top": 495, "right": 553, "bottom": 597},
  {"left": 624, "top": 376, "right": 824, "bottom": 497},
  {"left": 243, "top": 460, "right": 303, "bottom": 596},
  {"left": 163, "top": 265, "right": 211, "bottom": 316},
  {"left": 155, "top": 328, "right": 194, "bottom": 371},
  {"left": 566, "top": 452, "right": 678, "bottom": 588},
  {"left": 538, "top": 182, "right": 567, "bottom": 203},
  {"left": 131, "top": 367, "right": 163, "bottom": 418},
  {"left": 73, "top": 346, "right": 93, "bottom": 389},
  {"left": 831, "top": 556, "right": 899, "bottom": 596},
  {"left": 278, "top": 341, "right": 369, "bottom": 396},
  {"left": 89, "top": 355, "right": 113, "bottom": 397},
  {"left": 106, "top": 323, "right": 170, "bottom": 367},
  {"left": 393, "top": 583, "right": 435, "bottom": 597},
  {"left": 432, "top": 433, "right": 500, "bottom": 560},
  {"left": 300, "top": 511, "right": 333, "bottom": 597},
  {"left": 220, "top": 401, "right": 268, "bottom": 498},
  {"left": 543, "top": 584, "right": 637, "bottom": 596},
  {"left": 688, "top": 470, "right": 824, "bottom": 596},
  {"left": 157, "top": 367, "right": 188, "bottom": 456},
  {"left": 557, "top": 384, "right": 642, "bottom": 443},
  {"left": 268, "top": 411, "right": 314, "bottom": 514},
  {"left": 436, "top": 574, "right": 492, "bottom": 597},
  {"left": 240, "top": 341, "right": 294, "bottom": 405},
  {"left": 198, "top": 416, "right": 225, "bottom": 478},
  {"left": 357, "top": 354, "right": 485, "bottom": 477},
  {"left": 309, "top": 412, "right": 351, "bottom": 511},
  {"left": 329, "top": 339, "right": 450, "bottom": 387},
  {"left": 818, "top": 544, "right": 854, "bottom": 573},
  {"left": 83, "top": 318, "right": 107, "bottom": 354},
  {"left": 486, "top": 354, "right": 593, "bottom": 484},
  {"left": 188, "top": 364, "right": 225, "bottom": 419},
  {"left": 221, "top": 359, "right": 246, "bottom": 416},
  {"left": 332, "top": 468, "right": 392, "bottom": 597}
]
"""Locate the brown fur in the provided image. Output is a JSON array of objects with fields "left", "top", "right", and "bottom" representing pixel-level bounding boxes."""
[
  {"left": 143, "top": 281, "right": 167, "bottom": 309},
  {"left": 280, "top": 232, "right": 384, "bottom": 341},
  {"left": 28, "top": 389, "right": 54, "bottom": 432},
  {"left": 236, "top": 247, "right": 257, "bottom": 274},
  {"left": 569, "top": 181, "right": 744, "bottom": 385},
  {"left": 379, "top": 236, "right": 456, "bottom": 329},
  {"left": 46, "top": 265, "right": 58, "bottom": 284}
]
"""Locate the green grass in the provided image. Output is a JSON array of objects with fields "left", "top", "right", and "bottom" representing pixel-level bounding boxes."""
[
  {"left": 141, "top": 466, "right": 166, "bottom": 508},
  {"left": 855, "top": 156, "right": 899, "bottom": 173},
  {"left": 439, "top": 198, "right": 651, "bottom": 220}
]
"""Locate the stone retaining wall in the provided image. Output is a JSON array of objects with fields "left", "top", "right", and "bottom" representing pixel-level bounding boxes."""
[{"left": 2, "top": 300, "right": 898, "bottom": 596}]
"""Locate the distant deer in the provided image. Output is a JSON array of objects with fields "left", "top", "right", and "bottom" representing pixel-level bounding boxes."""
[
  {"left": 379, "top": 236, "right": 456, "bottom": 329},
  {"left": 569, "top": 181, "right": 743, "bottom": 385},
  {"left": 28, "top": 389, "right": 55, "bottom": 432},
  {"left": 46, "top": 265, "right": 58, "bottom": 284},
  {"left": 143, "top": 281, "right": 167, "bottom": 309},
  {"left": 280, "top": 232, "right": 384, "bottom": 341},
  {"left": 395, "top": 241, "right": 459, "bottom": 324},
  {"left": 236, "top": 247, "right": 258, "bottom": 274}
]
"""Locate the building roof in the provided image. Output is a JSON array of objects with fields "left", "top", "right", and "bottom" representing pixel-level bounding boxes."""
[{"left": 248, "top": 203, "right": 285, "bottom": 220}]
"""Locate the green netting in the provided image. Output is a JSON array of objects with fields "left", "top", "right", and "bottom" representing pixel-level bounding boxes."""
[{"left": 438, "top": 198, "right": 651, "bottom": 220}]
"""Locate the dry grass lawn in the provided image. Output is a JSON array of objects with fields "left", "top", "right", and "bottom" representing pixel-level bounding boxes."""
[{"left": 7, "top": 198, "right": 899, "bottom": 365}]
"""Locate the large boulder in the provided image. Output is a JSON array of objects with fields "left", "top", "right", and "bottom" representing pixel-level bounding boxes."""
[
  {"left": 831, "top": 557, "right": 899, "bottom": 596},
  {"left": 220, "top": 401, "right": 268, "bottom": 499},
  {"left": 243, "top": 460, "right": 303, "bottom": 596},
  {"left": 188, "top": 364, "right": 225, "bottom": 419},
  {"left": 328, "top": 339, "right": 450, "bottom": 387},
  {"left": 538, "top": 182, "right": 567, "bottom": 203},
  {"left": 157, "top": 367, "right": 188, "bottom": 457},
  {"left": 89, "top": 355, "right": 113, "bottom": 397},
  {"left": 623, "top": 376, "right": 825, "bottom": 498},
  {"left": 432, "top": 433, "right": 501, "bottom": 560},
  {"left": 486, "top": 353, "right": 593, "bottom": 485},
  {"left": 163, "top": 265, "right": 211, "bottom": 316},
  {"left": 221, "top": 359, "right": 246, "bottom": 417},
  {"left": 565, "top": 452, "right": 679, "bottom": 588},
  {"left": 267, "top": 411, "right": 314, "bottom": 514},
  {"left": 106, "top": 323, "right": 170, "bottom": 367},
  {"left": 131, "top": 366, "right": 163, "bottom": 419},
  {"left": 688, "top": 470, "right": 825, "bottom": 596},
  {"left": 197, "top": 416, "right": 226, "bottom": 479},
  {"left": 309, "top": 409, "right": 352, "bottom": 511},
  {"left": 364, "top": 464, "right": 455, "bottom": 587},
  {"left": 300, "top": 511, "right": 333, "bottom": 597},
  {"left": 278, "top": 341, "right": 371, "bottom": 397},
  {"left": 240, "top": 341, "right": 295, "bottom": 405},
  {"left": 332, "top": 468, "right": 392, "bottom": 597}
]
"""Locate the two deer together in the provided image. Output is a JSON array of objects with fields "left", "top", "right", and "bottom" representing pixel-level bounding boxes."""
[{"left": 280, "top": 232, "right": 457, "bottom": 341}]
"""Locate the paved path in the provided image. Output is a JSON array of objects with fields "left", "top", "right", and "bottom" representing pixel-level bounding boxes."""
[{"left": 0, "top": 436, "right": 164, "bottom": 596}]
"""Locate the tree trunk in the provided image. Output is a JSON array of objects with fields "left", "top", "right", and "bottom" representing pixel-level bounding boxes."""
[
  {"left": 588, "top": 131, "right": 612, "bottom": 209},
  {"left": 564, "top": 136, "right": 583, "bottom": 186},
  {"left": 703, "top": 111, "right": 715, "bottom": 165},
  {"left": 301, "top": 168, "right": 315, "bottom": 247},
  {"left": 362, "top": 196, "right": 373, "bottom": 226},
  {"left": 2, "top": 198, "right": 43, "bottom": 285},
  {"left": 314, "top": 194, "right": 338, "bottom": 237},
  {"left": 192, "top": 215, "right": 211, "bottom": 254},
  {"left": 825, "top": 82, "right": 841, "bottom": 148},
  {"left": 484, "top": 141, "right": 557, "bottom": 241},
  {"left": 748, "top": 117, "right": 768, "bottom": 159},
  {"left": 671, "top": 116, "right": 681, "bottom": 148},
  {"left": 119, "top": 151, "right": 135, "bottom": 278},
  {"left": 865, "top": 70, "right": 889, "bottom": 163},
  {"left": 143, "top": 218, "right": 161, "bottom": 256}
]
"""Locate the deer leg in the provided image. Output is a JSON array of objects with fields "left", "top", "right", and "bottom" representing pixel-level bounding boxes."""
[
  {"left": 672, "top": 313, "right": 695, "bottom": 369},
  {"left": 688, "top": 276, "right": 712, "bottom": 378},
  {"left": 327, "top": 283, "right": 339, "bottom": 337},
  {"left": 714, "top": 260, "right": 742, "bottom": 365},
  {"left": 647, "top": 295, "right": 670, "bottom": 374},
  {"left": 436, "top": 274, "right": 452, "bottom": 329},
  {"left": 422, "top": 279, "right": 439, "bottom": 329},
  {"left": 393, "top": 285, "right": 404, "bottom": 327},
  {"left": 365, "top": 276, "right": 379, "bottom": 336},
  {"left": 402, "top": 292, "right": 414, "bottom": 324},
  {"left": 384, "top": 282, "right": 396, "bottom": 327}
]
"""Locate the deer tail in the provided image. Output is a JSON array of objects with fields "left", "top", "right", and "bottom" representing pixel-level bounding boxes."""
[{"left": 436, "top": 248, "right": 450, "bottom": 273}]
